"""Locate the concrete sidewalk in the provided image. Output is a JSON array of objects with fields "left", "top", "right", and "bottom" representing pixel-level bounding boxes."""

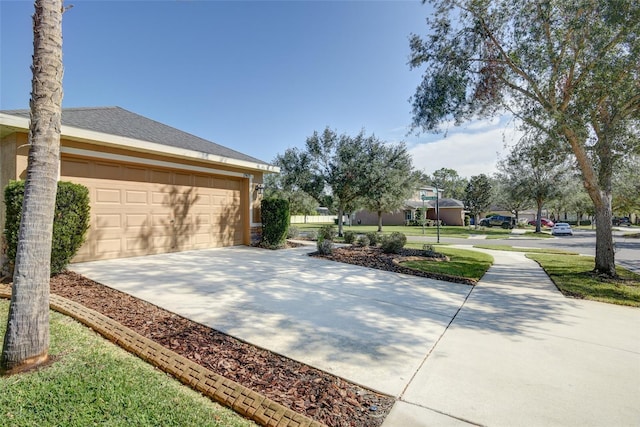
[{"left": 384, "top": 248, "right": 640, "bottom": 426}]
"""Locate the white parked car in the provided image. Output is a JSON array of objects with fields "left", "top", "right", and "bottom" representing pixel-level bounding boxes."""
[{"left": 552, "top": 222, "right": 573, "bottom": 236}]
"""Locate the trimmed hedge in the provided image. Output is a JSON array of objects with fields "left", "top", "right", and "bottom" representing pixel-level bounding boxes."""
[
  {"left": 4, "top": 180, "right": 91, "bottom": 275},
  {"left": 260, "top": 198, "right": 290, "bottom": 248}
]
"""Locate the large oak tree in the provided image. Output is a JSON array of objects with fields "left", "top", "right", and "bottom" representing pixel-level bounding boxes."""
[
  {"left": 1, "top": 0, "right": 64, "bottom": 374},
  {"left": 409, "top": 0, "right": 639, "bottom": 276}
]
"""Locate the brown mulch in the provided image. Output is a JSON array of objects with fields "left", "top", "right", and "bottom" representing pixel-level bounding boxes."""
[
  {"left": 48, "top": 270, "right": 393, "bottom": 427},
  {"left": 313, "top": 246, "right": 477, "bottom": 286}
]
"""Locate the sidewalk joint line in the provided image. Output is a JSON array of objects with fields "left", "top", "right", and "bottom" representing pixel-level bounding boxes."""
[{"left": 398, "top": 283, "right": 476, "bottom": 399}]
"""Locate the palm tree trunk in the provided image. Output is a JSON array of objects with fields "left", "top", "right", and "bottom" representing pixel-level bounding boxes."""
[{"left": 1, "top": 0, "right": 63, "bottom": 375}]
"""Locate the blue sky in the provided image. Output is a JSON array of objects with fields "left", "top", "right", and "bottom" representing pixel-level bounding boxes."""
[{"left": 1, "top": 0, "right": 518, "bottom": 177}]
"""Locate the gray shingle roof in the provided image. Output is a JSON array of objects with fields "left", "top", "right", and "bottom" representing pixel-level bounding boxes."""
[
  {"left": 405, "top": 198, "right": 464, "bottom": 209},
  {"left": 1, "top": 106, "right": 267, "bottom": 164}
]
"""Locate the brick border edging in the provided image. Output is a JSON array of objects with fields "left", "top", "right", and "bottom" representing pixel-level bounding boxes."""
[{"left": 0, "top": 285, "right": 324, "bottom": 427}]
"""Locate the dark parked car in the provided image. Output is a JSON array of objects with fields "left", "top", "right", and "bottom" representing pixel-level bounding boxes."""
[
  {"left": 613, "top": 217, "right": 631, "bottom": 226},
  {"left": 528, "top": 218, "right": 555, "bottom": 228},
  {"left": 479, "top": 215, "right": 515, "bottom": 229}
]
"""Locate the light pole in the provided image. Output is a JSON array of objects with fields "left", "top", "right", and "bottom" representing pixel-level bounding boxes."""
[
  {"left": 436, "top": 185, "right": 440, "bottom": 243},
  {"left": 421, "top": 191, "right": 427, "bottom": 235}
]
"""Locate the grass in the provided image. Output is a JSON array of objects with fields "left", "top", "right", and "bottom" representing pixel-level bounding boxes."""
[
  {"left": 472, "top": 244, "right": 578, "bottom": 255},
  {"left": 402, "top": 243, "right": 494, "bottom": 281},
  {"left": 527, "top": 254, "right": 640, "bottom": 307},
  {"left": 0, "top": 300, "right": 255, "bottom": 427}
]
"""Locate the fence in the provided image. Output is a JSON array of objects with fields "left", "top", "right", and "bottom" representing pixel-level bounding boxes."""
[{"left": 290, "top": 215, "right": 337, "bottom": 224}]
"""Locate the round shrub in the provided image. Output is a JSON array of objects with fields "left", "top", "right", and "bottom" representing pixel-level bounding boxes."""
[
  {"left": 318, "top": 224, "right": 336, "bottom": 241},
  {"left": 4, "top": 180, "right": 90, "bottom": 275},
  {"left": 287, "top": 226, "right": 300, "bottom": 239},
  {"left": 365, "top": 231, "right": 379, "bottom": 246},
  {"left": 380, "top": 232, "right": 407, "bottom": 254},
  {"left": 317, "top": 238, "right": 334, "bottom": 255},
  {"left": 356, "top": 235, "right": 370, "bottom": 247},
  {"left": 343, "top": 230, "right": 356, "bottom": 244}
]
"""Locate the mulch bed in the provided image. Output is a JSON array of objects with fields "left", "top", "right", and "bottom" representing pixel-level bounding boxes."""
[
  {"left": 49, "top": 270, "right": 394, "bottom": 427},
  {"left": 312, "top": 246, "right": 477, "bottom": 286}
]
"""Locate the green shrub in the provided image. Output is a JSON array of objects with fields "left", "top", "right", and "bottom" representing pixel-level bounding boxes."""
[
  {"left": 343, "top": 230, "right": 356, "bottom": 244},
  {"left": 365, "top": 231, "right": 379, "bottom": 246},
  {"left": 261, "top": 198, "right": 290, "bottom": 248},
  {"left": 306, "top": 230, "right": 318, "bottom": 241},
  {"left": 356, "top": 235, "right": 370, "bottom": 247},
  {"left": 317, "top": 238, "right": 333, "bottom": 255},
  {"left": 4, "top": 180, "right": 90, "bottom": 275},
  {"left": 380, "top": 232, "right": 407, "bottom": 254},
  {"left": 464, "top": 215, "right": 470, "bottom": 226},
  {"left": 287, "top": 226, "right": 300, "bottom": 239},
  {"left": 318, "top": 225, "right": 336, "bottom": 241}
]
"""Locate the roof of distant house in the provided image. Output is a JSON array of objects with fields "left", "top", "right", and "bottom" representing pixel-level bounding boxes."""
[
  {"left": 0, "top": 106, "right": 267, "bottom": 165},
  {"left": 405, "top": 198, "right": 464, "bottom": 209}
]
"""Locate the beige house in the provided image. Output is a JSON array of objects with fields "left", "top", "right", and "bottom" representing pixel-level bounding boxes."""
[
  {"left": 355, "top": 187, "right": 466, "bottom": 226},
  {"left": 0, "top": 107, "right": 277, "bottom": 262}
]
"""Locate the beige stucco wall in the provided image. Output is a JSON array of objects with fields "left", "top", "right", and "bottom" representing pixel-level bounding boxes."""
[
  {"left": 354, "top": 210, "right": 406, "bottom": 226},
  {"left": 429, "top": 208, "right": 464, "bottom": 226}
]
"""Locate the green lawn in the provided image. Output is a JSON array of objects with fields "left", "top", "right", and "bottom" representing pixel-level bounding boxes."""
[
  {"left": 402, "top": 243, "right": 494, "bottom": 281},
  {"left": 472, "top": 244, "right": 578, "bottom": 255},
  {"left": 0, "top": 300, "right": 255, "bottom": 427},
  {"left": 527, "top": 254, "right": 640, "bottom": 307}
]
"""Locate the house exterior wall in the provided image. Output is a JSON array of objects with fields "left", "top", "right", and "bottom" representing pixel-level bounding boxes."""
[
  {"left": 428, "top": 208, "right": 464, "bottom": 226},
  {"left": 354, "top": 204, "right": 465, "bottom": 227},
  {"left": 354, "top": 210, "right": 406, "bottom": 226}
]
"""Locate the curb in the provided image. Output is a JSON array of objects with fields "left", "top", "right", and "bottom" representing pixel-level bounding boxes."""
[{"left": 0, "top": 284, "right": 325, "bottom": 427}]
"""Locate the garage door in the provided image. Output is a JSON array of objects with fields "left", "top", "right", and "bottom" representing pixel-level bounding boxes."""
[{"left": 61, "top": 156, "right": 246, "bottom": 261}]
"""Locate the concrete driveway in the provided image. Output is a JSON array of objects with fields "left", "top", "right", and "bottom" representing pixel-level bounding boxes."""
[
  {"left": 71, "top": 244, "right": 472, "bottom": 397},
  {"left": 72, "top": 244, "right": 640, "bottom": 425}
]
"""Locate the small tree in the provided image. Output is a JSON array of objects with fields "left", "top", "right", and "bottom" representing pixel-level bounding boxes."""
[
  {"left": 464, "top": 174, "right": 492, "bottom": 229},
  {"left": 492, "top": 173, "right": 531, "bottom": 224},
  {"left": 500, "top": 139, "right": 568, "bottom": 232},
  {"left": 430, "top": 168, "right": 468, "bottom": 200},
  {"left": 362, "top": 142, "right": 418, "bottom": 232}
]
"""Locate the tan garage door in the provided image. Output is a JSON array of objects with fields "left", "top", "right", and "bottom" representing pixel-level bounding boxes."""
[{"left": 61, "top": 156, "right": 246, "bottom": 261}]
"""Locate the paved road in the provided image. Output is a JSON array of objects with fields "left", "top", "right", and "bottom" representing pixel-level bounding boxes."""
[{"left": 408, "top": 228, "right": 640, "bottom": 273}]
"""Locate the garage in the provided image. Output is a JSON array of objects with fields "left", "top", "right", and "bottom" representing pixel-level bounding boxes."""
[
  {"left": 1, "top": 107, "right": 277, "bottom": 263},
  {"left": 62, "top": 156, "right": 247, "bottom": 261}
]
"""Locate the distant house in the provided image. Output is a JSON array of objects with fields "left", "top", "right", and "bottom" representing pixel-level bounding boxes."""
[
  {"left": 0, "top": 107, "right": 278, "bottom": 262},
  {"left": 354, "top": 187, "right": 465, "bottom": 226}
]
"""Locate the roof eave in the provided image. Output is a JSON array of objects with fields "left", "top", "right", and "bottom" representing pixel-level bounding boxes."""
[{"left": 0, "top": 112, "right": 280, "bottom": 174}]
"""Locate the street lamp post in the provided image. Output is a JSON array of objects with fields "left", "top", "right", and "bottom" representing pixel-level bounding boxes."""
[
  {"left": 436, "top": 185, "right": 440, "bottom": 244},
  {"left": 420, "top": 191, "right": 427, "bottom": 235}
]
